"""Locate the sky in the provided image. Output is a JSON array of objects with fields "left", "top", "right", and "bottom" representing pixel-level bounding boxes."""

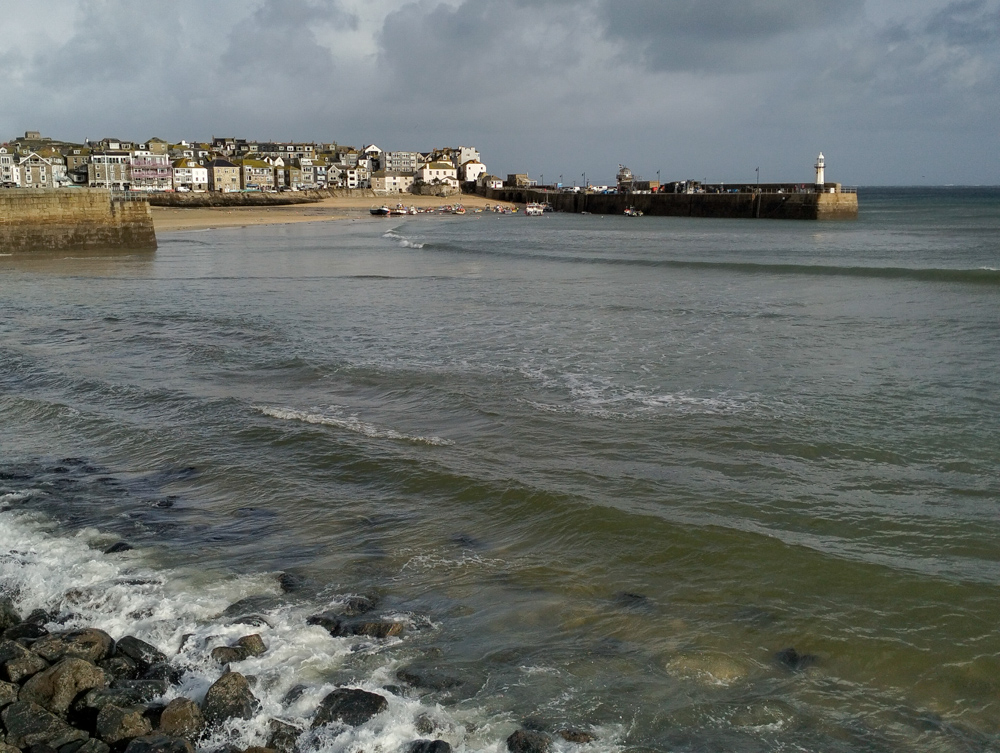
[{"left": 2, "top": 0, "right": 998, "bottom": 186}]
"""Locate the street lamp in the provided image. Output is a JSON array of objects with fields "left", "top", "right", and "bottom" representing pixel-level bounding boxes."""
[{"left": 582, "top": 172, "right": 586, "bottom": 189}]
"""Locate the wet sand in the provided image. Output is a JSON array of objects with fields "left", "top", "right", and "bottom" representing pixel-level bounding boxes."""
[{"left": 152, "top": 194, "right": 508, "bottom": 232}]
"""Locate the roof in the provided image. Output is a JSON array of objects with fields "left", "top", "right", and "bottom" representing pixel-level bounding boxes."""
[{"left": 423, "top": 162, "right": 455, "bottom": 170}]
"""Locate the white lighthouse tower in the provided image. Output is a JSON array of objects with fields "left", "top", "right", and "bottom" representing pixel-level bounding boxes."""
[{"left": 814, "top": 152, "right": 825, "bottom": 191}]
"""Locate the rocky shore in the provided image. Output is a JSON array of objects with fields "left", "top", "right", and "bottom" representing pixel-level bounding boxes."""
[{"left": 0, "top": 583, "right": 594, "bottom": 753}]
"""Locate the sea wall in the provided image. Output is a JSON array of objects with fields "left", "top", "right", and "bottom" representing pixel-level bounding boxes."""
[
  {"left": 0, "top": 189, "right": 156, "bottom": 253},
  {"left": 146, "top": 188, "right": 377, "bottom": 208},
  {"left": 480, "top": 187, "right": 858, "bottom": 220}
]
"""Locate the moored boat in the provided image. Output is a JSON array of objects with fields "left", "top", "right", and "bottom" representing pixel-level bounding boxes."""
[
  {"left": 370, "top": 205, "right": 390, "bottom": 216},
  {"left": 525, "top": 202, "right": 545, "bottom": 216}
]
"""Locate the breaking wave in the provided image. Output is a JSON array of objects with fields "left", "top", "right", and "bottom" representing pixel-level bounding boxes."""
[{"left": 255, "top": 405, "right": 454, "bottom": 446}]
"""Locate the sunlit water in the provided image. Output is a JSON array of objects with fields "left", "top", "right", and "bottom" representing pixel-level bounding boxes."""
[{"left": 2, "top": 188, "right": 999, "bottom": 752}]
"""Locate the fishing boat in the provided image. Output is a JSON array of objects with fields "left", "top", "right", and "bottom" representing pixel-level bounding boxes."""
[
  {"left": 525, "top": 202, "right": 545, "bottom": 216},
  {"left": 369, "top": 205, "right": 390, "bottom": 216}
]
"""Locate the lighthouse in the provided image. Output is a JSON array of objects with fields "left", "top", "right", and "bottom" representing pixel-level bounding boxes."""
[{"left": 814, "top": 152, "right": 825, "bottom": 191}]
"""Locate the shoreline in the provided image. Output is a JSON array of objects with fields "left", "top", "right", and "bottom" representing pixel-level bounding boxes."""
[{"left": 152, "top": 194, "right": 508, "bottom": 233}]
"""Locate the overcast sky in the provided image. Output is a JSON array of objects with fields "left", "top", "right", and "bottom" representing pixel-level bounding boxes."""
[{"left": 2, "top": 0, "right": 998, "bottom": 185}]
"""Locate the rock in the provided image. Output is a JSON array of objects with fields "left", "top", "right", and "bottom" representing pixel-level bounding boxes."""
[
  {"left": 2, "top": 701, "right": 89, "bottom": 749},
  {"left": 557, "top": 729, "right": 596, "bottom": 744},
  {"left": 276, "top": 573, "right": 304, "bottom": 593},
  {"left": 338, "top": 597, "right": 377, "bottom": 617},
  {"left": 3, "top": 624, "right": 49, "bottom": 643},
  {"left": 209, "top": 647, "right": 247, "bottom": 666},
  {"left": 280, "top": 685, "right": 307, "bottom": 707},
  {"left": 0, "top": 679, "right": 18, "bottom": 708},
  {"left": 24, "top": 610, "right": 52, "bottom": 626},
  {"left": 243, "top": 748, "right": 275, "bottom": 753},
  {"left": 95, "top": 705, "right": 152, "bottom": 746},
  {"left": 97, "top": 657, "right": 139, "bottom": 684},
  {"left": 505, "top": 730, "right": 552, "bottom": 753},
  {"left": 395, "top": 668, "right": 464, "bottom": 691},
  {"left": 156, "top": 699, "right": 204, "bottom": 740},
  {"left": 31, "top": 631, "right": 115, "bottom": 665},
  {"left": 342, "top": 621, "right": 403, "bottom": 639},
  {"left": 304, "top": 613, "right": 341, "bottom": 637},
  {"left": 106, "top": 681, "right": 166, "bottom": 703},
  {"left": 72, "top": 740, "right": 111, "bottom": 753},
  {"left": 113, "top": 640, "right": 166, "bottom": 672},
  {"left": 122, "top": 736, "right": 194, "bottom": 753},
  {"left": 311, "top": 688, "right": 387, "bottom": 728},
  {"left": 0, "top": 641, "right": 50, "bottom": 683},
  {"left": 68, "top": 689, "right": 149, "bottom": 734},
  {"left": 414, "top": 713, "right": 435, "bottom": 736},
  {"left": 138, "top": 665, "right": 181, "bottom": 685},
  {"left": 408, "top": 741, "right": 451, "bottom": 753},
  {"left": 0, "top": 599, "right": 21, "bottom": 632},
  {"left": 225, "top": 616, "right": 272, "bottom": 629},
  {"left": 0, "top": 745, "right": 20, "bottom": 753},
  {"left": 20, "top": 658, "right": 107, "bottom": 717},
  {"left": 265, "top": 719, "right": 301, "bottom": 753},
  {"left": 201, "top": 672, "right": 258, "bottom": 724},
  {"left": 774, "top": 647, "right": 817, "bottom": 672},
  {"left": 103, "top": 544, "right": 132, "bottom": 555},
  {"left": 221, "top": 597, "right": 279, "bottom": 620},
  {"left": 235, "top": 636, "right": 266, "bottom": 658}
]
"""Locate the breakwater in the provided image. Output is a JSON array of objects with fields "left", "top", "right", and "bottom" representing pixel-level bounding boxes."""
[
  {"left": 0, "top": 189, "right": 156, "bottom": 254},
  {"left": 481, "top": 186, "right": 858, "bottom": 220},
  {"left": 145, "top": 188, "right": 376, "bottom": 208}
]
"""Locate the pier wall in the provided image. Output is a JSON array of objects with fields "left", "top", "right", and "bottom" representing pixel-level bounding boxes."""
[
  {"left": 0, "top": 189, "right": 156, "bottom": 253},
  {"left": 480, "top": 187, "right": 858, "bottom": 220}
]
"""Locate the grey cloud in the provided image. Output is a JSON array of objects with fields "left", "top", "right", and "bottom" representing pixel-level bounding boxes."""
[
  {"left": 925, "top": 0, "right": 1000, "bottom": 45},
  {"left": 596, "top": 0, "right": 865, "bottom": 72}
]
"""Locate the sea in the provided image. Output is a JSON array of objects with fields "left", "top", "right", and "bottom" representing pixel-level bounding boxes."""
[{"left": 1, "top": 187, "right": 998, "bottom": 752}]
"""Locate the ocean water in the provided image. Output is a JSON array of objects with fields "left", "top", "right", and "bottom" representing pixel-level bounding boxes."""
[{"left": 1, "top": 187, "right": 999, "bottom": 752}]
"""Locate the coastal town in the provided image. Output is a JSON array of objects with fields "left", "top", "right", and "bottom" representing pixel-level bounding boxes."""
[{"left": 0, "top": 131, "right": 504, "bottom": 196}]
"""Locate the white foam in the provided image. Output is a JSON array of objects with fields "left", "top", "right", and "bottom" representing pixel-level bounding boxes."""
[
  {"left": 255, "top": 405, "right": 454, "bottom": 446},
  {"left": 2, "top": 510, "right": 595, "bottom": 752},
  {"left": 382, "top": 230, "right": 425, "bottom": 249}
]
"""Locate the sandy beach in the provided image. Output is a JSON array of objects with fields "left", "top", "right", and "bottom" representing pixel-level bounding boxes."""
[{"left": 151, "top": 193, "right": 509, "bottom": 232}]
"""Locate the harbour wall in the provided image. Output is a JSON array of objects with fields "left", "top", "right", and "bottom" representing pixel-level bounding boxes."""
[
  {"left": 0, "top": 189, "right": 157, "bottom": 254},
  {"left": 480, "top": 187, "right": 858, "bottom": 220},
  {"left": 145, "top": 188, "right": 378, "bottom": 208}
]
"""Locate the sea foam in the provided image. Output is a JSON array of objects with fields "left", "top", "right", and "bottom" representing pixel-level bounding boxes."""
[{"left": 255, "top": 405, "right": 454, "bottom": 446}]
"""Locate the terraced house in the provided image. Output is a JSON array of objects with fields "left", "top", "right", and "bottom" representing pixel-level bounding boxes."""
[{"left": 234, "top": 158, "right": 275, "bottom": 191}]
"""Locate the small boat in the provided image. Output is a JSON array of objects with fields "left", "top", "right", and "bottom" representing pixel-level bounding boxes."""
[
  {"left": 452, "top": 205, "right": 466, "bottom": 215},
  {"left": 370, "top": 205, "right": 390, "bottom": 216},
  {"left": 525, "top": 202, "right": 545, "bottom": 216},
  {"left": 624, "top": 207, "right": 643, "bottom": 217}
]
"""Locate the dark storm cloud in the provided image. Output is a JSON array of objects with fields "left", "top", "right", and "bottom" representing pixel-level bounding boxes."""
[
  {"left": 595, "top": 0, "right": 865, "bottom": 71},
  {"left": 220, "top": 0, "right": 357, "bottom": 83}
]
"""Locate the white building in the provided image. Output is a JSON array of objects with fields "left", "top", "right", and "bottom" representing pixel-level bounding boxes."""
[
  {"left": 371, "top": 170, "right": 415, "bottom": 194},
  {"left": 0, "top": 147, "right": 20, "bottom": 186},
  {"left": 460, "top": 159, "right": 487, "bottom": 184},
  {"left": 172, "top": 158, "right": 208, "bottom": 191},
  {"left": 416, "top": 160, "right": 459, "bottom": 191}
]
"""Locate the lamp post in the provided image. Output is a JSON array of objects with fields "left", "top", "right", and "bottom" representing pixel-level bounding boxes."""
[
  {"left": 582, "top": 172, "right": 587, "bottom": 189},
  {"left": 559, "top": 174, "right": 563, "bottom": 188}
]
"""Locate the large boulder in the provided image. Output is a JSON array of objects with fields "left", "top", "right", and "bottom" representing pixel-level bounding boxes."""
[
  {"left": 123, "top": 735, "right": 194, "bottom": 753},
  {"left": 31, "top": 630, "right": 114, "bottom": 665},
  {"left": 506, "top": 730, "right": 552, "bottom": 753},
  {"left": 1, "top": 700, "right": 90, "bottom": 749},
  {"left": 305, "top": 612, "right": 341, "bottom": 637},
  {"left": 157, "top": 698, "right": 204, "bottom": 740},
  {"left": 0, "top": 640, "right": 49, "bottom": 684},
  {"left": 408, "top": 741, "right": 452, "bottom": 753},
  {"left": 95, "top": 704, "right": 153, "bottom": 745},
  {"left": 20, "top": 658, "right": 107, "bottom": 716},
  {"left": 311, "top": 688, "right": 387, "bottom": 728},
  {"left": 266, "top": 719, "right": 302, "bottom": 753},
  {"left": 201, "top": 672, "right": 259, "bottom": 724},
  {"left": 341, "top": 621, "right": 403, "bottom": 639},
  {"left": 113, "top": 639, "right": 166, "bottom": 673}
]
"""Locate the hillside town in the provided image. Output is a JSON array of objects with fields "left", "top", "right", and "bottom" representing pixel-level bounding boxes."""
[{"left": 0, "top": 131, "right": 506, "bottom": 196}]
